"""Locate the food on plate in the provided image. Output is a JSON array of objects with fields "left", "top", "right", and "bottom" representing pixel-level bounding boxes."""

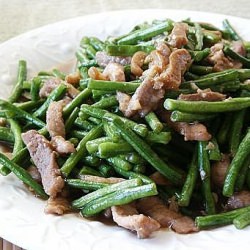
[{"left": 1, "top": 17, "right": 250, "bottom": 238}]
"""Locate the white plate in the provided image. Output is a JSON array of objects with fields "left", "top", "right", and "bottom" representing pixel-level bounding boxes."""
[{"left": 0, "top": 9, "right": 250, "bottom": 250}]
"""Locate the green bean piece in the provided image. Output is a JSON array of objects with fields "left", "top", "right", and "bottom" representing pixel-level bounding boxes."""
[
  {"left": 110, "top": 117, "right": 184, "bottom": 185},
  {"left": 70, "top": 130, "right": 88, "bottom": 139},
  {"left": 195, "top": 205, "right": 250, "bottom": 229},
  {"left": 72, "top": 178, "right": 142, "bottom": 209},
  {"left": 217, "top": 113, "right": 233, "bottom": 146},
  {"left": 64, "top": 107, "right": 80, "bottom": 132},
  {"left": 8, "top": 119, "right": 23, "bottom": 156},
  {"left": 208, "top": 138, "right": 221, "bottom": 161},
  {"left": 198, "top": 141, "right": 216, "bottom": 215},
  {"left": 237, "top": 69, "right": 250, "bottom": 81},
  {"left": 0, "top": 127, "right": 14, "bottom": 143},
  {"left": 112, "top": 163, "right": 152, "bottom": 184},
  {"left": 178, "top": 147, "right": 198, "bottom": 207},
  {"left": 145, "top": 112, "right": 164, "bottom": 133},
  {"left": 189, "top": 65, "right": 213, "bottom": 75},
  {"left": 106, "top": 45, "right": 154, "bottom": 56},
  {"left": 146, "top": 131, "right": 171, "bottom": 145},
  {"left": 117, "top": 20, "right": 173, "bottom": 45},
  {"left": 103, "top": 120, "right": 121, "bottom": 142},
  {"left": 30, "top": 77, "right": 41, "bottom": 101},
  {"left": 194, "top": 23, "right": 203, "bottom": 50},
  {"left": 15, "top": 100, "right": 44, "bottom": 111},
  {"left": 92, "top": 95, "right": 118, "bottom": 109},
  {"left": 233, "top": 211, "right": 250, "bottom": 229},
  {"left": 203, "top": 30, "right": 222, "bottom": 44},
  {"left": 98, "top": 142, "right": 133, "bottom": 158},
  {"left": 60, "top": 124, "right": 103, "bottom": 177},
  {"left": 63, "top": 88, "right": 92, "bottom": 118},
  {"left": 91, "top": 90, "right": 115, "bottom": 100},
  {"left": 52, "top": 69, "right": 66, "bottom": 80},
  {"left": 86, "top": 137, "right": 112, "bottom": 154},
  {"left": 107, "top": 156, "right": 133, "bottom": 171},
  {"left": 33, "top": 84, "right": 67, "bottom": 118},
  {"left": 224, "top": 46, "right": 250, "bottom": 68},
  {"left": 81, "top": 183, "right": 157, "bottom": 216},
  {"left": 222, "top": 19, "right": 242, "bottom": 41},
  {"left": 181, "top": 69, "right": 238, "bottom": 89},
  {"left": 98, "top": 164, "right": 115, "bottom": 177},
  {"left": 74, "top": 118, "right": 95, "bottom": 131},
  {"left": 170, "top": 111, "right": 217, "bottom": 122},
  {"left": 209, "top": 80, "right": 240, "bottom": 93},
  {"left": 0, "top": 152, "right": 47, "bottom": 199},
  {"left": 235, "top": 156, "right": 250, "bottom": 191},
  {"left": 188, "top": 48, "right": 210, "bottom": 62},
  {"left": 229, "top": 109, "right": 246, "bottom": 156},
  {"left": 223, "top": 129, "right": 250, "bottom": 197},
  {"left": 164, "top": 97, "right": 250, "bottom": 113},
  {"left": 79, "top": 67, "right": 89, "bottom": 81},
  {"left": 89, "top": 37, "right": 105, "bottom": 51},
  {"left": 81, "top": 105, "right": 148, "bottom": 137},
  {"left": 67, "top": 178, "right": 108, "bottom": 190},
  {"left": 76, "top": 48, "right": 89, "bottom": 63},
  {"left": 8, "top": 60, "right": 27, "bottom": 103},
  {"left": 88, "top": 79, "right": 140, "bottom": 93},
  {"left": 123, "top": 152, "right": 145, "bottom": 165},
  {"left": 0, "top": 100, "right": 45, "bottom": 128}
]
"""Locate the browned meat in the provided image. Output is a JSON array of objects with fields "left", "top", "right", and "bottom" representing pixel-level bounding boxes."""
[
  {"left": 168, "top": 22, "right": 189, "bottom": 48},
  {"left": 96, "top": 51, "right": 131, "bottom": 67},
  {"left": 136, "top": 196, "right": 198, "bottom": 233},
  {"left": 88, "top": 67, "right": 108, "bottom": 80},
  {"left": 46, "top": 101, "right": 65, "bottom": 138},
  {"left": 149, "top": 171, "right": 170, "bottom": 185},
  {"left": 211, "top": 154, "right": 230, "bottom": 188},
  {"left": 125, "top": 78, "right": 165, "bottom": 117},
  {"left": 66, "top": 83, "right": 80, "bottom": 99},
  {"left": 231, "top": 41, "right": 246, "bottom": 56},
  {"left": 103, "top": 62, "right": 125, "bottom": 82},
  {"left": 170, "top": 216, "right": 199, "bottom": 234},
  {"left": 44, "top": 196, "right": 71, "bottom": 215},
  {"left": 226, "top": 191, "right": 250, "bottom": 210},
  {"left": 39, "top": 78, "right": 61, "bottom": 98},
  {"left": 22, "top": 130, "right": 64, "bottom": 197},
  {"left": 27, "top": 166, "right": 41, "bottom": 183},
  {"left": 159, "top": 49, "right": 191, "bottom": 89},
  {"left": 51, "top": 136, "right": 75, "bottom": 154},
  {"left": 179, "top": 88, "right": 226, "bottom": 101},
  {"left": 78, "top": 175, "right": 124, "bottom": 184},
  {"left": 171, "top": 122, "right": 212, "bottom": 141},
  {"left": 111, "top": 203, "right": 160, "bottom": 238},
  {"left": 65, "top": 71, "right": 81, "bottom": 86},
  {"left": 208, "top": 43, "right": 242, "bottom": 71},
  {"left": 131, "top": 51, "right": 147, "bottom": 76},
  {"left": 116, "top": 91, "right": 131, "bottom": 114}
]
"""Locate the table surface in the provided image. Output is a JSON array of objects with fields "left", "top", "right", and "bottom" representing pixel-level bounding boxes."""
[{"left": 0, "top": 0, "right": 250, "bottom": 249}]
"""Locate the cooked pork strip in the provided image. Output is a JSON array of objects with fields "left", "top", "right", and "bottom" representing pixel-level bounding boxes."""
[
  {"left": 136, "top": 196, "right": 198, "bottom": 233},
  {"left": 46, "top": 101, "right": 65, "bottom": 138},
  {"left": 45, "top": 196, "right": 71, "bottom": 215},
  {"left": 226, "top": 191, "right": 250, "bottom": 210},
  {"left": 103, "top": 62, "right": 126, "bottom": 82},
  {"left": 211, "top": 154, "right": 230, "bottom": 188},
  {"left": 27, "top": 165, "right": 41, "bottom": 183},
  {"left": 22, "top": 130, "right": 64, "bottom": 197},
  {"left": 39, "top": 78, "right": 61, "bottom": 98},
  {"left": 178, "top": 88, "right": 226, "bottom": 101},
  {"left": 111, "top": 204, "right": 160, "bottom": 238},
  {"left": 131, "top": 51, "right": 147, "bottom": 76},
  {"left": 168, "top": 22, "right": 189, "bottom": 48},
  {"left": 95, "top": 51, "right": 131, "bottom": 67},
  {"left": 51, "top": 136, "right": 75, "bottom": 154},
  {"left": 116, "top": 91, "right": 131, "bottom": 114}
]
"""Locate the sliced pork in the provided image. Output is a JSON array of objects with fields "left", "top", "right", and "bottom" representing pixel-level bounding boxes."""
[
  {"left": 178, "top": 88, "right": 226, "bottom": 101},
  {"left": 46, "top": 101, "right": 65, "bottom": 138},
  {"left": 22, "top": 130, "right": 64, "bottom": 197},
  {"left": 226, "top": 191, "right": 250, "bottom": 210},
  {"left": 39, "top": 78, "right": 61, "bottom": 98},
  {"left": 131, "top": 51, "right": 147, "bottom": 76},
  {"left": 168, "top": 22, "right": 189, "bottom": 48},
  {"left": 95, "top": 51, "right": 131, "bottom": 67},
  {"left": 45, "top": 196, "right": 71, "bottom": 215},
  {"left": 111, "top": 203, "right": 160, "bottom": 238},
  {"left": 51, "top": 136, "right": 75, "bottom": 154},
  {"left": 136, "top": 196, "right": 198, "bottom": 233},
  {"left": 103, "top": 62, "right": 126, "bottom": 82},
  {"left": 116, "top": 91, "right": 131, "bottom": 114}
]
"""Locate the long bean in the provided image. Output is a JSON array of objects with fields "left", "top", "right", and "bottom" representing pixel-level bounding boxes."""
[
  {"left": 223, "top": 129, "right": 250, "bottom": 197},
  {"left": 164, "top": 97, "right": 250, "bottom": 113},
  {"left": 223, "top": 19, "right": 242, "bottom": 41},
  {"left": 8, "top": 119, "right": 23, "bottom": 156},
  {"left": 170, "top": 111, "right": 217, "bottom": 122},
  {"left": 233, "top": 211, "right": 250, "bottom": 229},
  {"left": 145, "top": 112, "right": 164, "bottom": 133},
  {"left": 81, "top": 183, "right": 157, "bottom": 216},
  {"left": 106, "top": 45, "right": 154, "bottom": 56},
  {"left": 60, "top": 124, "right": 103, "bottom": 177},
  {"left": 0, "top": 127, "right": 14, "bottom": 143},
  {"left": 110, "top": 116, "right": 184, "bottom": 185},
  {"left": 8, "top": 60, "right": 27, "bottom": 103},
  {"left": 0, "top": 152, "right": 47, "bottom": 199},
  {"left": 224, "top": 46, "right": 250, "bottom": 68},
  {"left": 67, "top": 178, "right": 109, "bottom": 190}
]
